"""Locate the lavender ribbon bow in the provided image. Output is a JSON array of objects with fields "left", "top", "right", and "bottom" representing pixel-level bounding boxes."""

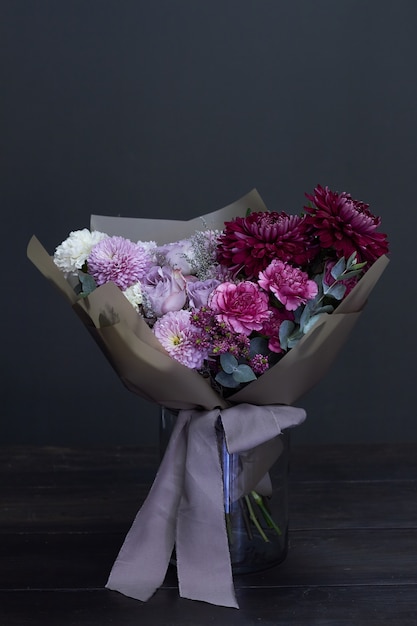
[{"left": 105, "top": 403, "right": 306, "bottom": 608}]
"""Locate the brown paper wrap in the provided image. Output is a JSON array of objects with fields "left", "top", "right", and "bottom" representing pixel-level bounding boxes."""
[{"left": 27, "top": 189, "right": 389, "bottom": 410}]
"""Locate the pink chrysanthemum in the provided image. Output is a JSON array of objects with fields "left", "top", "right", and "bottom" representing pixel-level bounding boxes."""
[
  {"left": 87, "top": 236, "right": 154, "bottom": 290},
  {"left": 259, "top": 259, "right": 318, "bottom": 311},
  {"left": 304, "top": 185, "right": 389, "bottom": 265},
  {"left": 153, "top": 310, "right": 207, "bottom": 369},
  {"left": 216, "top": 211, "right": 316, "bottom": 279}
]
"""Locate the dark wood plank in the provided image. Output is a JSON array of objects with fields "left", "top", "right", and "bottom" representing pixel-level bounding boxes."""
[
  {"left": 1, "top": 586, "right": 417, "bottom": 626},
  {"left": 289, "top": 443, "right": 417, "bottom": 482},
  {"left": 2, "top": 529, "right": 417, "bottom": 590},
  {"left": 290, "top": 480, "right": 417, "bottom": 530},
  {"left": 2, "top": 444, "right": 417, "bottom": 624},
  {"left": 2, "top": 443, "right": 417, "bottom": 485},
  {"left": 2, "top": 479, "right": 416, "bottom": 532},
  {"left": 2, "top": 445, "right": 417, "bottom": 533}
]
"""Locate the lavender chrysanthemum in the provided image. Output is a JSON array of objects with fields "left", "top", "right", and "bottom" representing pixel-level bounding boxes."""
[
  {"left": 87, "top": 236, "right": 154, "bottom": 290},
  {"left": 153, "top": 310, "right": 207, "bottom": 369}
]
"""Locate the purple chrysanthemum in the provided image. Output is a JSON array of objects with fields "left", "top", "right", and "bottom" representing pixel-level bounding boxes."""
[
  {"left": 87, "top": 236, "right": 154, "bottom": 290},
  {"left": 153, "top": 310, "right": 207, "bottom": 369}
]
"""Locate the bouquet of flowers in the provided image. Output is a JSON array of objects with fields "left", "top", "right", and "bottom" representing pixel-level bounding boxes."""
[{"left": 27, "top": 186, "right": 389, "bottom": 608}]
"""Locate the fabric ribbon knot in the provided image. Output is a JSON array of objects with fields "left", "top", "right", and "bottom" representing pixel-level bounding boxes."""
[{"left": 105, "top": 403, "right": 306, "bottom": 608}]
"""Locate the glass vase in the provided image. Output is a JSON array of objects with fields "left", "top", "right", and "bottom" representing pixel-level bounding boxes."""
[{"left": 160, "top": 407, "right": 290, "bottom": 575}]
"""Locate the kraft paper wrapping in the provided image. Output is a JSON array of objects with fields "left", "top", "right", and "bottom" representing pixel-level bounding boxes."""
[{"left": 27, "top": 189, "right": 389, "bottom": 608}]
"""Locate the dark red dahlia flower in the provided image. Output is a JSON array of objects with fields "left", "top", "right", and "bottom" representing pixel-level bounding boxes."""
[
  {"left": 216, "top": 211, "right": 317, "bottom": 279},
  {"left": 304, "top": 185, "right": 389, "bottom": 265}
]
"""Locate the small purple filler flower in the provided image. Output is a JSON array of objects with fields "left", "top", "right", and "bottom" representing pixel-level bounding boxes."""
[
  {"left": 259, "top": 259, "right": 318, "bottom": 311},
  {"left": 87, "top": 236, "right": 153, "bottom": 290}
]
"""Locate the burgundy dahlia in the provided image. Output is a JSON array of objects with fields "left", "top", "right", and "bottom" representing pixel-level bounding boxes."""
[
  {"left": 304, "top": 185, "right": 389, "bottom": 265},
  {"left": 216, "top": 211, "right": 316, "bottom": 279}
]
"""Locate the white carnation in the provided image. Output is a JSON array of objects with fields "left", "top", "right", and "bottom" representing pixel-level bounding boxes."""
[
  {"left": 54, "top": 229, "right": 108, "bottom": 276},
  {"left": 123, "top": 282, "right": 143, "bottom": 311}
]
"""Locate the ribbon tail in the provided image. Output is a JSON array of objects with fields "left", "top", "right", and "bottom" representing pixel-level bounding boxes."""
[
  {"left": 176, "top": 410, "right": 239, "bottom": 609},
  {"left": 106, "top": 413, "right": 188, "bottom": 601}
]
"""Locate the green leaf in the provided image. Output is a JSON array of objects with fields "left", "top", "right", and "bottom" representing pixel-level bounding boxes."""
[
  {"left": 287, "top": 330, "right": 304, "bottom": 349},
  {"left": 351, "top": 261, "right": 367, "bottom": 271},
  {"left": 279, "top": 320, "right": 295, "bottom": 351},
  {"left": 302, "top": 314, "right": 323, "bottom": 335},
  {"left": 78, "top": 272, "right": 97, "bottom": 297},
  {"left": 233, "top": 364, "right": 257, "bottom": 383},
  {"left": 324, "top": 282, "right": 346, "bottom": 300},
  {"left": 215, "top": 370, "right": 241, "bottom": 388},
  {"left": 249, "top": 336, "right": 269, "bottom": 357},
  {"left": 220, "top": 352, "right": 238, "bottom": 374},
  {"left": 340, "top": 269, "right": 363, "bottom": 280},
  {"left": 330, "top": 257, "right": 346, "bottom": 280},
  {"left": 346, "top": 251, "right": 358, "bottom": 268}
]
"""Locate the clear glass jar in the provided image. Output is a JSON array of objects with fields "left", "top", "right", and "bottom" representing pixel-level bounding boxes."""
[{"left": 160, "top": 407, "right": 290, "bottom": 575}]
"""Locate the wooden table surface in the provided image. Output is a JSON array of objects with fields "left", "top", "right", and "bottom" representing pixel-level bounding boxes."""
[{"left": 1, "top": 443, "right": 417, "bottom": 625}]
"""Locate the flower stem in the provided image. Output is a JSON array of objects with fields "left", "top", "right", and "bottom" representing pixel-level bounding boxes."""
[
  {"left": 251, "top": 491, "right": 282, "bottom": 536},
  {"left": 244, "top": 495, "right": 269, "bottom": 542}
]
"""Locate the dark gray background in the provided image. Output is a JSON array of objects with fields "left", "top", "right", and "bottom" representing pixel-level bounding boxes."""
[{"left": 2, "top": 0, "right": 414, "bottom": 446}]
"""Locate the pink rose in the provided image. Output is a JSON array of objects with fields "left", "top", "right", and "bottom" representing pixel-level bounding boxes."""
[
  {"left": 208, "top": 281, "right": 270, "bottom": 336},
  {"left": 258, "top": 259, "right": 318, "bottom": 311}
]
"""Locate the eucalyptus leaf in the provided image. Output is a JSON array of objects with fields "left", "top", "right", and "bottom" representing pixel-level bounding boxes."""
[
  {"left": 287, "top": 330, "right": 304, "bottom": 349},
  {"left": 325, "top": 282, "right": 346, "bottom": 300},
  {"left": 279, "top": 320, "right": 295, "bottom": 351},
  {"left": 346, "top": 251, "right": 358, "bottom": 268},
  {"left": 302, "top": 314, "right": 323, "bottom": 335},
  {"left": 299, "top": 304, "right": 312, "bottom": 329},
  {"left": 220, "top": 352, "right": 238, "bottom": 374},
  {"left": 78, "top": 272, "right": 97, "bottom": 297},
  {"left": 215, "top": 370, "right": 241, "bottom": 388},
  {"left": 330, "top": 256, "right": 346, "bottom": 280},
  {"left": 339, "top": 269, "right": 363, "bottom": 280},
  {"left": 233, "top": 364, "right": 257, "bottom": 383},
  {"left": 249, "top": 336, "right": 269, "bottom": 357},
  {"left": 314, "top": 304, "right": 334, "bottom": 315},
  {"left": 351, "top": 261, "right": 367, "bottom": 271}
]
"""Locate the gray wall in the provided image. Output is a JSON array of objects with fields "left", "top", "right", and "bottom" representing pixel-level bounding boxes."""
[{"left": 2, "top": 0, "right": 415, "bottom": 446}]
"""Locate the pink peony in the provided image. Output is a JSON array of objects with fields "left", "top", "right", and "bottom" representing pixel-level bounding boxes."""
[
  {"left": 87, "top": 236, "right": 153, "bottom": 290},
  {"left": 258, "top": 259, "right": 318, "bottom": 311},
  {"left": 216, "top": 211, "right": 317, "bottom": 279},
  {"left": 304, "top": 184, "right": 389, "bottom": 265},
  {"left": 153, "top": 310, "right": 207, "bottom": 369},
  {"left": 208, "top": 281, "right": 270, "bottom": 336}
]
